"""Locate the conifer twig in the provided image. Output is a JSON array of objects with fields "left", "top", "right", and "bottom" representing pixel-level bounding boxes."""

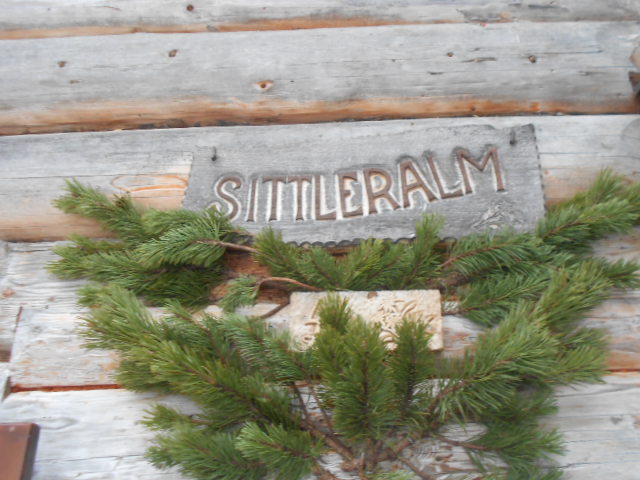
[
  {"left": 257, "top": 276, "right": 325, "bottom": 292},
  {"left": 256, "top": 300, "right": 290, "bottom": 319},
  {"left": 396, "top": 454, "right": 436, "bottom": 480},
  {"left": 196, "top": 239, "right": 258, "bottom": 253},
  {"left": 312, "top": 463, "right": 340, "bottom": 480},
  {"left": 293, "top": 384, "right": 355, "bottom": 462},
  {"left": 435, "top": 435, "right": 490, "bottom": 452}
]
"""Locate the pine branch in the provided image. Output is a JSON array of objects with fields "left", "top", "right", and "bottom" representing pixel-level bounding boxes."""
[
  {"left": 49, "top": 172, "right": 640, "bottom": 479},
  {"left": 256, "top": 276, "right": 325, "bottom": 292},
  {"left": 54, "top": 179, "right": 147, "bottom": 245},
  {"left": 197, "top": 239, "right": 257, "bottom": 254}
]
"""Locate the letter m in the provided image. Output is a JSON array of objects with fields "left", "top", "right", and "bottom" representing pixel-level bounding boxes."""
[{"left": 456, "top": 146, "right": 505, "bottom": 194}]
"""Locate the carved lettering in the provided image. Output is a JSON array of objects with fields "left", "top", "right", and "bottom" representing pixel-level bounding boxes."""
[
  {"left": 424, "top": 152, "right": 464, "bottom": 199},
  {"left": 287, "top": 175, "right": 312, "bottom": 221},
  {"left": 215, "top": 176, "right": 242, "bottom": 220},
  {"left": 364, "top": 168, "right": 401, "bottom": 214},
  {"left": 245, "top": 177, "right": 258, "bottom": 222},
  {"left": 263, "top": 176, "right": 287, "bottom": 221},
  {"left": 456, "top": 147, "right": 505, "bottom": 194},
  {"left": 314, "top": 175, "right": 337, "bottom": 221},
  {"left": 184, "top": 125, "right": 541, "bottom": 243},
  {"left": 338, "top": 171, "right": 364, "bottom": 218},
  {"left": 398, "top": 157, "right": 437, "bottom": 208}
]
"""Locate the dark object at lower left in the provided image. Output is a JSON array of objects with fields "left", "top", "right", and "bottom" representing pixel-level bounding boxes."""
[{"left": 0, "top": 423, "right": 40, "bottom": 480}]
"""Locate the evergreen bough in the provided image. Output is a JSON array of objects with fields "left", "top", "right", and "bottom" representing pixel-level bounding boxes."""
[{"left": 50, "top": 170, "right": 640, "bottom": 479}]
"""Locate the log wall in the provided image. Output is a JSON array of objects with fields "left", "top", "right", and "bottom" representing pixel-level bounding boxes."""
[{"left": 1, "top": 2, "right": 640, "bottom": 478}]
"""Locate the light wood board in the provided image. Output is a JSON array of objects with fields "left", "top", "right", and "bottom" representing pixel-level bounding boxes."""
[
  {"left": 0, "top": 22, "right": 638, "bottom": 135},
  {"left": 0, "top": 243, "right": 86, "bottom": 359},
  {"left": 0, "top": 389, "right": 196, "bottom": 479},
  {"left": 1, "top": 0, "right": 639, "bottom": 39},
  {"left": 1, "top": 115, "right": 638, "bottom": 242},
  {"left": 0, "top": 375, "right": 638, "bottom": 479}
]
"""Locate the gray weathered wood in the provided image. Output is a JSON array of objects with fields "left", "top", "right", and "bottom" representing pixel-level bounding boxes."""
[
  {"left": 9, "top": 310, "right": 119, "bottom": 389},
  {"left": 0, "top": 243, "right": 86, "bottom": 361},
  {"left": 8, "top": 303, "right": 280, "bottom": 390},
  {"left": 184, "top": 124, "right": 545, "bottom": 242},
  {"left": 0, "top": 389, "right": 196, "bottom": 479},
  {"left": 1, "top": 0, "right": 639, "bottom": 39},
  {"left": 0, "top": 363, "right": 8, "bottom": 399},
  {"left": 0, "top": 22, "right": 637, "bottom": 135},
  {"left": 0, "top": 241, "right": 12, "bottom": 358},
  {"left": 1, "top": 115, "right": 638, "bottom": 242},
  {"left": 0, "top": 375, "right": 637, "bottom": 479}
]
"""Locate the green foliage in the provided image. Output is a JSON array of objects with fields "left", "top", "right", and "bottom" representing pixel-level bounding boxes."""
[
  {"left": 219, "top": 275, "right": 259, "bottom": 313},
  {"left": 236, "top": 423, "right": 321, "bottom": 480},
  {"left": 49, "top": 180, "right": 239, "bottom": 305},
  {"left": 54, "top": 179, "right": 147, "bottom": 244},
  {"left": 50, "top": 170, "right": 640, "bottom": 479},
  {"left": 251, "top": 214, "right": 443, "bottom": 292}
]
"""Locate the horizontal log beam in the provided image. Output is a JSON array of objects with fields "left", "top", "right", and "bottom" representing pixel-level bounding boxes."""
[
  {"left": 0, "top": 22, "right": 638, "bottom": 135},
  {"left": 1, "top": 0, "right": 639, "bottom": 39},
  {"left": 1, "top": 115, "right": 638, "bottom": 242}
]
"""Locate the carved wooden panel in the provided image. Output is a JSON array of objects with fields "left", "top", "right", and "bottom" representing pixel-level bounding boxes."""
[
  {"left": 268, "top": 290, "right": 443, "bottom": 350},
  {"left": 184, "top": 124, "right": 544, "bottom": 243}
]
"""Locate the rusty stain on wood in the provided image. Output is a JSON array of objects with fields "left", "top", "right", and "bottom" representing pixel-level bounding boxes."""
[
  {"left": 0, "top": 24, "right": 213, "bottom": 40},
  {"left": 1, "top": 96, "right": 638, "bottom": 136},
  {"left": 10, "top": 384, "right": 121, "bottom": 393},
  {"left": 0, "top": 17, "right": 421, "bottom": 40}
]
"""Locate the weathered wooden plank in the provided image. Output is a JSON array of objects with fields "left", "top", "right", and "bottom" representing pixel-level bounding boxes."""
[
  {"left": 0, "top": 131, "right": 194, "bottom": 241},
  {"left": 1, "top": 0, "right": 639, "bottom": 39},
  {"left": 0, "top": 241, "right": 12, "bottom": 359},
  {"left": 1, "top": 115, "right": 638, "bottom": 241},
  {"left": 0, "top": 22, "right": 637, "bottom": 135},
  {"left": 0, "top": 375, "right": 637, "bottom": 479},
  {"left": 10, "top": 310, "right": 119, "bottom": 390},
  {"left": 0, "top": 243, "right": 85, "bottom": 362},
  {"left": 8, "top": 304, "right": 280, "bottom": 390},
  {"left": 0, "top": 389, "right": 194, "bottom": 479}
]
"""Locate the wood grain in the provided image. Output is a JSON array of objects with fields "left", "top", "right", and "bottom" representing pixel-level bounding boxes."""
[
  {"left": 1, "top": 0, "right": 639, "bottom": 39},
  {"left": 0, "top": 389, "right": 196, "bottom": 479},
  {"left": 0, "top": 375, "right": 638, "bottom": 479},
  {"left": 0, "top": 363, "right": 8, "bottom": 400},
  {"left": 1, "top": 115, "right": 638, "bottom": 241},
  {"left": 0, "top": 22, "right": 638, "bottom": 135}
]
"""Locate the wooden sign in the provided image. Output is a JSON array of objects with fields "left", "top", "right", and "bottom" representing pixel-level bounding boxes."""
[{"left": 184, "top": 124, "right": 545, "bottom": 243}]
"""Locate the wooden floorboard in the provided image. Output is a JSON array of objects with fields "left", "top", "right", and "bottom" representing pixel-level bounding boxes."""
[
  {"left": 0, "top": 389, "right": 194, "bottom": 479},
  {"left": 1, "top": 0, "right": 639, "bottom": 39},
  {"left": 1, "top": 115, "right": 638, "bottom": 242},
  {"left": 0, "top": 22, "right": 638, "bottom": 135},
  {"left": 0, "top": 375, "right": 638, "bottom": 479}
]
